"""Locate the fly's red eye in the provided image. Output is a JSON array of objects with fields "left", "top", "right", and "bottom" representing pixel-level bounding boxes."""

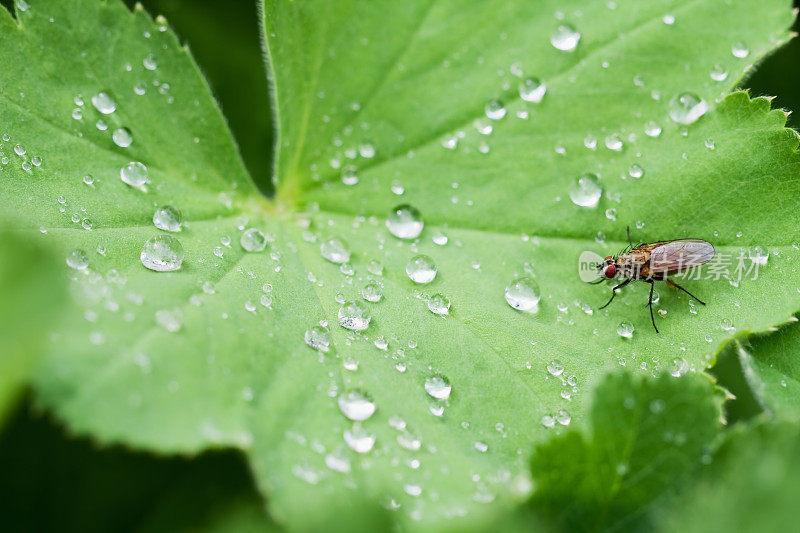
[{"left": 603, "top": 264, "right": 616, "bottom": 278}]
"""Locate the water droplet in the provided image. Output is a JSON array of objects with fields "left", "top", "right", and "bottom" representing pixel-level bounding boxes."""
[
  {"left": 485, "top": 100, "right": 506, "bottom": 120},
  {"left": 112, "top": 128, "right": 132, "bottom": 147},
  {"left": 518, "top": 78, "right": 546, "bottom": 103},
  {"left": 505, "top": 276, "right": 541, "bottom": 311},
  {"left": 427, "top": 294, "right": 451, "bottom": 315},
  {"left": 710, "top": 64, "right": 728, "bottom": 81},
  {"left": 241, "top": 228, "right": 267, "bottom": 252},
  {"left": 541, "top": 415, "right": 555, "bottom": 428},
  {"left": 143, "top": 53, "right": 158, "bottom": 70},
  {"left": 555, "top": 409, "right": 571, "bottom": 425},
  {"left": 120, "top": 161, "right": 148, "bottom": 187},
  {"left": 616, "top": 321, "right": 634, "bottom": 339},
  {"left": 669, "top": 357, "right": 688, "bottom": 377},
  {"left": 358, "top": 142, "right": 375, "bottom": 158},
  {"left": 320, "top": 237, "right": 351, "bottom": 264},
  {"left": 72, "top": 108, "right": 83, "bottom": 120},
  {"left": 140, "top": 235, "right": 183, "bottom": 271},
  {"left": 474, "top": 441, "right": 489, "bottom": 452},
  {"left": 669, "top": 93, "right": 708, "bottom": 124},
  {"left": 425, "top": 374, "right": 451, "bottom": 400},
  {"left": 304, "top": 325, "right": 331, "bottom": 352},
  {"left": 361, "top": 280, "right": 383, "bottom": 302},
  {"left": 390, "top": 180, "right": 405, "bottom": 195},
  {"left": 705, "top": 138, "right": 715, "bottom": 150},
  {"left": 628, "top": 164, "right": 644, "bottom": 179},
  {"left": 731, "top": 42, "right": 749, "bottom": 58},
  {"left": 386, "top": 204, "right": 423, "bottom": 239},
  {"left": 343, "top": 423, "right": 375, "bottom": 453},
  {"left": 338, "top": 301, "right": 371, "bottom": 331},
  {"left": 66, "top": 249, "right": 89, "bottom": 270},
  {"left": 153, "top": 205, "right": 182, "bottom": 232},
  {"left": 662, "top": 14, "right": 675, "bottom": 24},
  {"left": 338, "top": 390, "right": 376, "bottom": 421},
  {"left": 367, "top": 259, "right": 383, "bottom": 276},
  {"left": 91, "top": 92, "right": 116, "bottom": 114},
  {"left": 325, "top": 448, "right": 351, "bottom": 473},
  {"left": 13, "top": 144, "right": 25, "bottom": 156},
  {"left": 604, "top": 133, "right": 623, "bottom": 151},
  {"left": 397, "top": 429, "right": 422, "bottom": 450},
  {"left": 546, "top": 360, "right": 564, "bottom": 376},
  {"left": 155, "top": 308, "right": 183, "bottom": 332},
  {"left": 432, "top": 231, "right": 448, "bottom": 245},
  {"left": 406, "top": 255, "right": 437, "bottom": 284},
  {"left": 605, "top": 208, "right": 617, "bottom": 221},
  {"left": 134, "top": 82, "right": 146, "bottom": 95},
  {"left": 550, "top": 23, "right": 581, "bottom": 51},
  {"left": 644, "top": 120, "right": 662, "bottom": 137},
  {"left": 340, "top": 165, "right": 359, "bottom": 186},
  {"left": 748, "top": 246, "right": 769, "bottom": 265},
  {"left": 569, "top": 173, "right": 602, "bottom": 207}
]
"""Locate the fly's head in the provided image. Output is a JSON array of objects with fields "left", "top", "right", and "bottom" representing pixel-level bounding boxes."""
[{"left": 597, "top": 256, "right": 617, "bottom": 279}]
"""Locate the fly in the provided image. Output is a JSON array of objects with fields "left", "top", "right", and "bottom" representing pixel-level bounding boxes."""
[{"left": 592, "top": 227, "right": 715, "bottom": 333}]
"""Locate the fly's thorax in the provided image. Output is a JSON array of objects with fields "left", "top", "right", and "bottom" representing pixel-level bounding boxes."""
[{"left": 616, "top": 251, "right": 650, "bottom": 279}]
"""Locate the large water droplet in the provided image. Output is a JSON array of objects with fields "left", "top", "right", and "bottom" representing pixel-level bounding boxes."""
[
  {"left": 550, "top": 24, "right": 581, "bottom": 51},
  {"left": 304, "top": 325, "right": 331, "bottom": 352},
  {"left": 153, "top": 205, "right": 182, "bottom": 232},
  {"left": 338, "top": 390, "right": 376, "bottom": 421},
  {"left": 343, "top": 423, "right": 375, "bottom": 453},
  {"left": 669, "top": 93, "right": 707, "bottom": 124},
  {"left": 121, "top": 161, "right": 148, "bottom": 187},
  {"left": 338, "top": 301, "right": 371, "bottom": 331},
  {"left": 569, "top": 173, "right": 602, "bottom": 207},
  {"left": 406, "top": 255, "right": 437, "bottom": 284},
  {"left": 140, "top": 235, "right": 183, "bottom": 271},
  {"left": 320, "top": 237, "right": 351, "bottom": 264},
  {"left": 66, "top": 249, "right": 89, "bottom": 270},
  {"left": 91, "top": 92, "right": 116, "bottom": 114},
  {"left": 386, "top": 205, "right": 423, "bottom": 240},
  {"left": 505, "top": 276, "right": 541, "bottom": 311},
  {"left": 241, "top": 228, "right": 267, "bottom": 252},
  {"left": 425, "top": 374, "right": 452, "bottom": 400},
  {"left": 519, "top": 78, "right": 546, "bottom": 103}
]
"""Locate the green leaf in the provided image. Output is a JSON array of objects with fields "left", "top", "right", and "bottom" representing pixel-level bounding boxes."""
[
  {"left": 716, "top": 318, "right": 800, "bottom": 419},
  {"left": 657, "top": 418, "right": 800, "bottom": 533},
  {"left": 0, "top": 230, "right": 65, "bottom": 424},
  {"left": 2, "top": 0, "right": 800, "bottom": 529},
  {"left": 527, "top": 372, "right": 722, "bottom": 531}
]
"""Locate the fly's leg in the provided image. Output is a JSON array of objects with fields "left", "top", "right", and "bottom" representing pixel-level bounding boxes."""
[
  {"left": 646, "top": 279, "right": 659, "bottom": 333},
  {"left": 599, "top": 278, "right": 631, "bottom": 309},
  {"left": 666, "top": 279, "right": 706, "bottom": 305}
]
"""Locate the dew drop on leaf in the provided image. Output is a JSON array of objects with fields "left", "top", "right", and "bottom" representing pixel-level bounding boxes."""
[
  {"left": 65, "top": 249, "right": 89, "bottom": 270},
  {"left": 504, "top": 276, "right": 541, "bottom": 311},
  {"left": 616, "top": 321, "right": 635, "bottom": 338},
  {"left": 668, "top": 92, "right": 708, "bottom": 124},
  {"left": 338, "top": 301, "right": 371, "bottom": 331},
  {"left": 518, "top": 78, "right": 546, "bottom": 103},
  {"left": 710, "top": 64, "right": 729, "bottom": 81},
  {"left": 240, "top": 228, "right": 267, "bottom": 252},
  {"left": 120, "top": 161, "right": 148, "bottom": 187},
  {"left": 485, "top": 99, "right": 506, "bottom": 120},
  {"left": 304, "top": 325, "right": 331, "bottom": 352},
  {"left": 424, "top": 374, "right": 452, "bottom": 400},
  {"left": 406, "top": 254, "right": 437, "bottom": 284},
  {"left": 386, "top": 204, "right": 423, "bottom": 239},
  {"left": 153, "top": 205, "right": 182, "bottom": 232},
  {"left": 748, "top": 245, "right": 769, "bottom": 265},
  {"left": 427, "top": 294, "right": 451, "bottom": 315},
  {"left": 628, "top": 164, "right": 644, "bottom": 179},
  {"left": 644, "top": 120, "right": 662, "bottom": 137},
  {"left": 360, "top": 280, "right": 383, "bottom": 302},
  {"left": 569, "top": 173, "right": 602, "bottom": 207},
  {"left": 343, "top": 423, "right": 375, "bottom": 453},
  {"left": 320, "top": 236, "right": 351, "bottom": 264},
  {"left": 338, "top": 390, "right": 376, "bottom": 421},
  {"left": 550, "top": 23, "right": 581, "bottom": 51},
  {"left": 731, "top": 41, "right": 749, "bottom": 58},
  {"left": 91, "top": 91, "right": 116, "bottom": 114},
  {"left": 112, "top": 127, "right": 132, "bottom": 147},
  {"left": 140, "top": 235, "right": 183, "bottom": 271}
]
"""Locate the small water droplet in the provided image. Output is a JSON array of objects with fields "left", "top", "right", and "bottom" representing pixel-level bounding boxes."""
[
  {"left": 140, "top": 235, "right": 183, "bottom": 271},
  {"left": 731, "top": 42, "right": 749, "bottom": 58},
  {"left": 340, "top": 165, "right": 359, "bottom": 186},
  {"left": 644, "top": 120, "right": 662, "bottom": 137},
  {"left": 427, "top": 294, "right": 451, "bottom": 315},
  {"left": 628, "top": 164, "right": 644, "bottom": 179},
  {"left": 550, "top": 23, "right": 581, "bottom": 51},
  {"left": 546, "top": 360, "right": 564, "bottom": 376},
  {"left": 143, "top": 53, "right": 158, "bottom": 70},
  {"left": 485, "top": 100, "right": 506, "bottom": 120},
  {"left": 91, "top": 92, "right": 116, "bottom": 114},
  {"left": 338, "top": 301, "right": 371, "bottom": 331},
  {"left": 704, "top": 138, "right": 715, "bottom": 150},
  {"left": 748, "top": 246, "right": 769, "bottom": 265},
  {"left": 112, "top": 128, "right": 133, "bottom": 147},
  {"left": 669, "top": 93, "right": 708, "bottom": 124},
  {"left": 541, "top": 415, "right": 555, "bottom": 428},
  {"left": 425, "top": 374, "right": 451, "bottom": 400},
  {"left": 505, "top": 276, "right": 541, "bottom": 311},
  {"left": 241, "top": 228, "right": 267, "bottom": 252},
  {"left": 518, "top": 78, "right": 546, "bottom": 103},
  {"left": 386, "top": 204, "right": 423, "bottom": 239},
  {"left": 66, "top": 249, "right": 89, "bottom": 270},
  {"left": 153, "top": 205, "right": 182, "bottom": 232},
  {"left": 120, "top": 161, "right": 148, "bottom": 187},
  {"left": 662, "top": 14, "right": 675, "bottom": 24},
  {"left": 569, "top": 173, "right": 602, "bottom": 207},
  {"left": 304, "top": 325, "right": 331, "bottom": 352},
  {"left": 432, "top": 231, "right": 448, "bottom": 245},
  {"left": 397, "top": 429, "right": 422, "bottom": 450},
  {"left": 555, "top": 409, "right": 571, "bottom": 426},
  {"left": 361, "top": 280, "right": 383, "bottom": 302},
  {"left": 710, "top": 64, "right": 728, "bottom": 81},
  {"left": 604, "top": 133, "right": 623, "bottom": 151},
  {"left": 616, "top": 321, "right": 634, "bottom": 339},
  {"left": 320, "top": 237, "right": 351, "bottom": 264},
  {"left": 343, "top": 423, "right": 375, "bottom": 453},
  {"left": 338, "top": 390, "right": 376, "bottom": 421},
  {"left": 406, "top": 255, "right": 437, "bottom": 284}
]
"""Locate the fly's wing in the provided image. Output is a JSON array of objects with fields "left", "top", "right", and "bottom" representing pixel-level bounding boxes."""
[{"left": 650, "top": 239, "right": 715, "bottom": 274}]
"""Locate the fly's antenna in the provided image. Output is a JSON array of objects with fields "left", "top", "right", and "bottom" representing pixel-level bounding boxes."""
[{"left": 626, "top": 226, "right": 633, "bottom": 248}]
